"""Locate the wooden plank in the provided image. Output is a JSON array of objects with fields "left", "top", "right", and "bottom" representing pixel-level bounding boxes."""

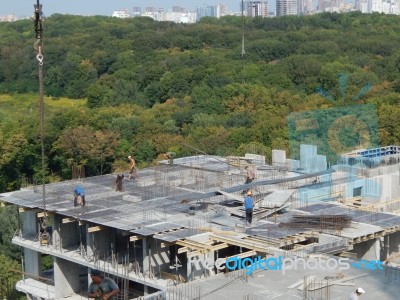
[
  {"left": 287, "top": 280, "right": 303, "bottom": 289},
  {"left": 161, "top": 271, "right": 187, "bottom": 283},
  {"left": 19, "top": 207, "right": 32, "bottom": 213},
  {"left": 176, "top": 240, "right": 214, "bottom": 251},
  {"left": 37, "top": 212, "right": 53, "bottom": 218},
  {"left": 297, "top": 276, "right": 315, "bottom": 291},
  {"left": 217, "top": 250, "right": 257, "bottom": 264},
  {"left": 160, "top": 242, "right": 174, "bottom": 248},
  {"left": 88, "top": 225, "right": 106, "bottom": 233},
  {"left": 210, "top": 234, "right": 270, "bottom": 253},
  {"left": 187, "top": 243, "right": 230, "bottom": 256},
  {"left": 62, "top": 217, "right": 76, "bottom": 224},
  {"left": 129, "top": 235, "right": 143, "bottom": 242},
  {"left": 307, "top": 273, "right": 368, "bottom": 291}
]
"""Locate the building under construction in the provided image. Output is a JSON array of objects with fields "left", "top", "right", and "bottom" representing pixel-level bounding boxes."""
[{"left": 1, "top": 146, "right": 400, "bottom": 299}]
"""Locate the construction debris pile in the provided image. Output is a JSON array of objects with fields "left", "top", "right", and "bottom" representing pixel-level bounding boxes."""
[{"left": 280, "top": 215, "right": 352, "bottom": 231}]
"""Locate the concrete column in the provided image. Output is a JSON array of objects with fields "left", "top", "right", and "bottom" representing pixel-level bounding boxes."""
[
  {"left": 23, "top": 210, "right": 38, "bottom": 237},
  {"left": 54, "top": 257, "right": 80, "bottom": 298},
  {"left": 24, "top": 249, "right": 41, "bottom": 278},
  {"left": 52, "top": 214, "right": 61, "bottom": 251},
  {"left": 388, "top": 232, "right": 400, "bottom": 256},
  {"left": 85, "top": 224, "right": 93, "bottom": 260},
  {"left": 353, "top": 238, "right": 380, "bottom": 261},
  {"left": 142, "top": 238, "right": 149, "bottom": 295},
  {"left": 23, "top": 211, "right": 41, "bottom": 277}
]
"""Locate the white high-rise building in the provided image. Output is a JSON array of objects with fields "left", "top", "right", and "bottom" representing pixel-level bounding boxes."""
[
  {"left": 246, "top": 1, "right": 268, "bottom": 17},
  {"left": 112, "top": 9, "right": 130, "bottom": 18},
  {"left": 216, "top": 3, "right": 228, "bottom": 18},
  {"left": 276, "top": 0, "right": 298, "bottom": 16}
]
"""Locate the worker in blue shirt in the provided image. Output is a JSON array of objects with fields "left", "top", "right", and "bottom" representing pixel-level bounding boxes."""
[
  {"left": 74, "top": 185, "right": 86, "bottom": 207},
  {"left": 244, "top": 190, "right": 254, "bottom": 224}
]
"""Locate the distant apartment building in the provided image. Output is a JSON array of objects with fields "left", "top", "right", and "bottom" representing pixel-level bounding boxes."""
[
  {"left": 355, "top": 0, "right": 400, "bottom": 13},
  {"left": 132, "top": 7, "right": 141, "bottom": 17},
  {"left": 112, "top": 9, "right": 129, "bottom": 18},
  {"left": 0, "top": 14, "right": 17, "bottom": 22},
  {"left": 165, "top": 11, "right": 197, "bottom": 23},
  {"left": 216, "top": 3, "right": 229, "bottom": 18},
  {"left": 172, "top": 6, "right": 186, "bottom": 13},
  {"left": 276, "top": 0, "right": 298, "bottom": 15},
  {"left": 196, "top": 4, "right": 216, "bottom": 20},
  {"left": 145, "top": 7, "right": 157, "bottom": 13},
  {"left": 246, "top": 1, "right": 268, "bottom": 17}
]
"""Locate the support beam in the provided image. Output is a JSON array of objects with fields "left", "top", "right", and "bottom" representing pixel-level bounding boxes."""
[
  {"left": 176, "top": 240, "right": 214, "bottom": 252},
  {"left": 217, "top": 250, "right": 257, "bottom": 264},
  {"left": 61, "top": 217, "right": 76, "bottom": 224},
  {"left": 19, "top": 207, "right": 33, "bottom": 213},
  {"left": 129, "top": 235, "right": 144, "bottom": 242},
  {"left": 187, "top": 243, "right": 230, "bottom": 256},
  {"left": 210, "top": 234, "right": 271, "bottom": 253},
  {"left": 87, "top": 225, "right": 106, "bottom": 233},
  {"left": 160, "top": 242, "right": 174, "bottom": 248},
  {"left": 37, "top": 212, "right": 54, "bottom": 218}
]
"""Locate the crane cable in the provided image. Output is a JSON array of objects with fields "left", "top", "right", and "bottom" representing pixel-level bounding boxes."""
[
  {"left": 241, "top": 0, "right": 247, "bottom": 83},
  {"left": 34, "top": 0, "right": 49, "bottom": 234}
]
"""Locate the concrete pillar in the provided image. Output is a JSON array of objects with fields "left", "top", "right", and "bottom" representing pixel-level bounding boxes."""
[
  {"left": 85, "top": 224, "right": 93, "bottom": 260},
  {"left": 353, "top": 238, "right": 380, "bottom": 261},
  {"left": 23, "top": 210, "right": 38, "bottom": 237},
  {"left": 52, "top": 214, "right": 61, "bottom": 251},
  {"left": 23, "top": 211, "right": 41, "bottom": 277},
  {"left": 54, "top": 257, "right": 80, "bottom": 298},
  {"left": 142, "top": 238, "right": 149, "bottom": 295},
  {"left": 388, "top": 232, "right": 400, "bottom": 256}
]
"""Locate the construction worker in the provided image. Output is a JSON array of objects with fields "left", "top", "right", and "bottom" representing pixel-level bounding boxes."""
[
  {"left": 88, "top": 269, "right": 119, "bottom": 300},
  {"left": 349, "top": 287, "right": 365, "bottom": 300},
  {"left": 127, "top": 155, "right": 139, "bottom": 180},
  {"left": 115, "top": 174, "right": 124, "bottom": 192},
  {"left": 244, "top": 190, "right": 254, "bottom": 225},
  {"left": 242, "top": 165, "right": 256, "bottom": 195},
  {"left": 164, "top": 151, "right": 176, "bottom": 166},
  {"left": 74, "top": 185, "right": 85, "bottom": 207},
  {"left": 244, "top": 165, "right": 256, "bottom": 184}
]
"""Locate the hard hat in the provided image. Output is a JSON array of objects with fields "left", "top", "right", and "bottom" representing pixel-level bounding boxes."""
[
  {"left": 128, "top": 156, "right": 131, "bottom": 159},
  {"left": 356, "top": 288, "right": 365, "bottom": 294},
  {"left": 247, "top": 191, "right": 252, "bottom": 196}
]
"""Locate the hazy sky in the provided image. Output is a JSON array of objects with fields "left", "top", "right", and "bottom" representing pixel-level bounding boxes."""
[{"left": 2, "top": 0, "right": 244, "bottom": 16}]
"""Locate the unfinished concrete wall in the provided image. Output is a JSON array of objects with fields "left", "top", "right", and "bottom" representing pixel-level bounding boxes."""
[
  {"left": 148, "top": 238, "right": 170, "bottom": 275},
  {"left": 388, "top": 232, "right": 400, "bottom": 257},
  {"left": 61, "top": 220, "right": 80, "bottom": 248},
  {"left": 54, "top": 257, "right": 80, "bottom": 298},
  {"left": 23, "top": 211, "right": 41, "bottom": 277},
  {"left": 391, "top": 174, "right": 400, "bottom": 199},
  {"left": 52, "top": 215, "right": 80, "bottom": 250},
  {"left": 90, "top": 227, "right": 113, "bottom": 259},
  {"left": 187, "top": 252, "right": 215, "bottom": 281},
  {"left": 352, "top": 238, "right": 380, "bottom": 261}
]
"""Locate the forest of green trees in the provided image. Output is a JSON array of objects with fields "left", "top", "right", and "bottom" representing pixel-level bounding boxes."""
[
  {"left": 1, "top": 12, "right": 400, "bottom": 191},
  {"left": 0, "top": 11, "right": 400, "bottom": 297}
]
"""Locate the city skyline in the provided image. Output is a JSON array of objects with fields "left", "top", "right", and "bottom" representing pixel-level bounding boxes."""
[{"left": 1, "top": 0, "right": 244, "bottom": 16}]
